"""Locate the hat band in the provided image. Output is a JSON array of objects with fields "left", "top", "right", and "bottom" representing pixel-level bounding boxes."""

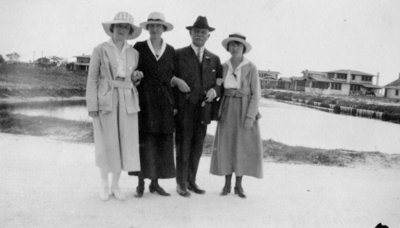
[
  {"left": 229, "top": 34, "right": 246, "bottom": 40},
  {"left": 148, "top": 18, "right": 164, "bottom": 22}
]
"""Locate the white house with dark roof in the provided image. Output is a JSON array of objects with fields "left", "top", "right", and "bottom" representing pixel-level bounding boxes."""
[
  {"left": 73, "top": 54, "right": 91, "bottom": 72},
  {"left": 384, "top": 73, "right": 400, "bottom": 99},
  {"left": 259, "top": 69, "right": 280, "bottom": 89},
  {"left": 302, "top": 69, "right": 382, "bottom": 96}
]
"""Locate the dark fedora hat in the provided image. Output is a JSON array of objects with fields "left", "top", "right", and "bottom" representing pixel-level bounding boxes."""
[{"left": 186, "top": 16, "right": 215, "bottom": 31}]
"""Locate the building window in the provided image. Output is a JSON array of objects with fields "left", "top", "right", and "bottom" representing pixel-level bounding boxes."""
[
  {"left": 312, "top": 81, "right": 330, "bottom": 89},
  {"left": 396, "top": 90, "right": 399, "bottom": 96},
  {"left": 351, "top": 74, "right": 356, "bottom": 80},
  {"left": 331, "top": 83, "right": 342, "bottom": 90},
  {"left": 361, "top": 76, "right": 372, "bottom": 82},
  {"left": 337, "top": 73, "right": 347, "bottom": 80},
  {"left": 350, "top": 84, "right": 361, "bottom": 91}
]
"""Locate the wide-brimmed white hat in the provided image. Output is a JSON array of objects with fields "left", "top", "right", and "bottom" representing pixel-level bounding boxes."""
[
  {"left": 222, "top": 33, "right": 252, "bottom": 54},
  {"left": 102, "top": 12, "right": 142, "bottom": 40},
  {"left": 140, "top": 12, "right": 173, "bottom": 32}
]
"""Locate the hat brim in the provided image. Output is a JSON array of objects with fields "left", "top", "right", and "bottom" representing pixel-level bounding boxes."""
[
  {"left": 186, "top": 26, "right": 215, "bottom": 32},
  {"left": 140, "top": 21, "right": 174, "bottom": 32},
  {"left": 222, "top": 37, "right": 252, "bottom": 54},
  {"left": 102, "top": 20, "right": 142, "bottom": 40}
]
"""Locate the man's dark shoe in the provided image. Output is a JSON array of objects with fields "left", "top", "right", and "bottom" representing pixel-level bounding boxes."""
[
  {"left": 188, "top": 183, "right": 205, "bottom": 194},
  {"left": 176, "top": 185, "right": 191, "bottom": 197}
]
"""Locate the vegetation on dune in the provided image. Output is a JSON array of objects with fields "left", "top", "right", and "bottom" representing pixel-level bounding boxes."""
[
  {"left": 269, "top": 90, "right": 400, "bottom": 124},
  {"left": 0, "top": 62, "right": 86, "bottom": 98}
]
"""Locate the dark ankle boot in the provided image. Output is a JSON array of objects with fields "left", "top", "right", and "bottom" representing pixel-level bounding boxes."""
[
  {"left": 149, "top": 179, "right": 170, "bottom": 196},
  {"left": 136, "top": 175, "right": 145, "bottom": 198},
  {"left": 221, "top": 174, "right": 232, "bottom": 196},
  {"left": 234, "top": 176, "right": 246, "bottom": 198}
]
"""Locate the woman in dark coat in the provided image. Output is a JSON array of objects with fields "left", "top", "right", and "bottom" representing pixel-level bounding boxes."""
[{"left": 128, "top": 12, "right": 176, "bottom": 197}]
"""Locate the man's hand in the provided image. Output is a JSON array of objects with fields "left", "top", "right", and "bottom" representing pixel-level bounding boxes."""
[
  {"left": 172, "top": 76, "right": 191, "bottom": 93},
  {"left": 132, "top": 70, "right": 144, "bottom": 85},
  {"left": 205, "top": 88, "right": 216, "bottom": 102},
  {"left": 89, "top": 111, "right": 99, "bottom": 118}
]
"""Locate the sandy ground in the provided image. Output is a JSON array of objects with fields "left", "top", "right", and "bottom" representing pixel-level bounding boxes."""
[{"left": 1, "top": 133, "right": 400, "bottom": 228}]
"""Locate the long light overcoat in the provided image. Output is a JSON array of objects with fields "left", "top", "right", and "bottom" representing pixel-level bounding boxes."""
[
  {"left": 210, "top": 59, "right": 263, "bottom": 178},
  {"left": 86, "top": 41, "right": 141, "bottom": 172}
]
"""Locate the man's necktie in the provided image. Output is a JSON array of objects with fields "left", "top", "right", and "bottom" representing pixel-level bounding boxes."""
[{"left": 197, "top": 47, "right": 202, "bottom": 63}]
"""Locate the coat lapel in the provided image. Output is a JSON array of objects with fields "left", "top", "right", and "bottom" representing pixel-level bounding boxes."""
[{"left": 103, "top": 44, "right": 118, "bottom": 79}]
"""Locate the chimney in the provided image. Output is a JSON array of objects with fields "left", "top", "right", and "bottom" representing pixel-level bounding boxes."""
[
  {"left": 347, "top": 70, "right": 351, "bottom": 83},
  {"left": 376, "top": 72, "right": 379, "bottom": 85}
]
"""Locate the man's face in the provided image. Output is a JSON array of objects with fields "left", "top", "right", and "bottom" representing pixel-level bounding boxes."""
[{"left": 190, "top": 28, "right": 210, "bottom": 47}]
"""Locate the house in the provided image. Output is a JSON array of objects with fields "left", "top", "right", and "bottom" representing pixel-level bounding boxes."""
[
  {"left": 259, "top": 70, "right": 280, "bottom": 89},
  {"left": 384, "top": 73, "right": 400, "bottom": 99},
  {"left": 302, "top": 69, "right": 382, "bottom": 96},
  {"left": 277, "top": 77, "right": 291, "bottom": 89},
  {"left": 34, "top": 57, "right": 52, "bottom": 67},
  {"left": 290, "top": 76, "right": 306, "bottom": 91},
  {"left": 72, "top": 54, "right": 91, "bottom": 72}
]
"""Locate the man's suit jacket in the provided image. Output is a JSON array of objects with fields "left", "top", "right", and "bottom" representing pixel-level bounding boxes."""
[
  {"left": 174, "top": 45, "right": 222, "bottom": 124},
  {"left": 86, "top": 41, "right": 140, "bottom": 114}
]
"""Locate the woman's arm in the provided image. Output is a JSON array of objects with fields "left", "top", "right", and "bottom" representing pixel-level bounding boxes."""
[
  {"left": 86, "top": 46, "right": 101, "bottom": 115},
  {"left": 246, "top": 63, "right": 261, "bottom": 121}
]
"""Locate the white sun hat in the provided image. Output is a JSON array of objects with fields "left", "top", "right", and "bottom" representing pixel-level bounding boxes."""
[
  {"left": 102, "top": 12, "right": 142, "bottom": 40},
  {"left": 139, "top": 12, "right": 174, "bottom": 32},
  {"left": 222, "top": 33, "right": 252, "bottom": 54}
]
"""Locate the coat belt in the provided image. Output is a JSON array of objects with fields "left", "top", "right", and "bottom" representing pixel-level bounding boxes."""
[
  {"left": 109, "top": 79, "right": 134, "bottom": 89},
  {"left": 223, "top": 89, "right": 249, "bottom": 97}
]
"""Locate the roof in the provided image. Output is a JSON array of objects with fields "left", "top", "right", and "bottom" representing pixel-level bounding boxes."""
[
  {"left": 279, "top": 77, "right": 291, "bottom": 81},
  {"left": 358, "top": 83, "right": 382, "bottom": 89},
  {"left": 327, "top": 69, "right": 375, "bottom": 77},
  {"left": 290, "top": 76, "right": 305, "bottom": 80},
  {"left": 303, "top": 70, "right": 326, "bottom": 76},
  {"left": 259, "top": 70, "right": 280, "bottom": 75},
  {"left": 308, "top": 74, "right": 333, "bottom": 82},
  {"left": 74, "top": 55, "right": 91, "bottom": 58},
  {"left": 384, "top": 78, "right": 400, "bottom": 89}
]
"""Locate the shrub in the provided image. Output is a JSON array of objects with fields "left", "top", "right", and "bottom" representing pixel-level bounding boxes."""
[{"left": 333, "top": 105, "right": 341, "bottom": 114}]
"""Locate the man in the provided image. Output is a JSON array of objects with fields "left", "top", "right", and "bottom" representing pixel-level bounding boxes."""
[{"left": 172, "top": 16, "right": 222, "bottom": 197}]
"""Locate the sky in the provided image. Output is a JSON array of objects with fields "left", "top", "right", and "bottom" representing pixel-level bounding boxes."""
[{"left": 1, "top": 0, "right": 399, "bottom": 85}]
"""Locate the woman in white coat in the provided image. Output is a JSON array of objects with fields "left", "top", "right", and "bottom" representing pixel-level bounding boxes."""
[
  {"left": 210, "top": 33, "right": 263, "bottom": 198},
  {"left": 86, "top": 12, "right": 143, "bottom": 201}
]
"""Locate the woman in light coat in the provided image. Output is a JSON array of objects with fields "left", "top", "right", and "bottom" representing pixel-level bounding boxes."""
[
  {"left": 128, "top": 12, "right": 176, "bottom": 197},
  {"left": 86, "top": 12, "right": 143, "bottom": 201},
  {"left": 210, "top": 33, "right": 263, "bottom": 198}
]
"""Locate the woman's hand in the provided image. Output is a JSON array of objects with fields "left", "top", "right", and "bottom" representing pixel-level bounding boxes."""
[
  {"left": 89, "top": 111, "right": 99, "bottom": 118},
  {"left": 244, "top": 117, "right": 254, "bottom": 129},
  {"left": 172, "top": 76, "right": 191, "bottom": 93}
]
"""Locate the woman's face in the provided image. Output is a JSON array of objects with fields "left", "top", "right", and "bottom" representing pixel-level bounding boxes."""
[
  {"left": 112, "top": 23, "right": 131, "bottom": 41},
  {"left": 228, "top": 41, "right": 244, "bottom": 57},
  {"left": 148, "top": 24, "right": 165, "bottom": 39}
]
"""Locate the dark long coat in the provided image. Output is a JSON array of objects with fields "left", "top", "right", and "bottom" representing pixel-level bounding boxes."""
[{"left": 134, "top": 41, "right": 175, "bottom": 134}]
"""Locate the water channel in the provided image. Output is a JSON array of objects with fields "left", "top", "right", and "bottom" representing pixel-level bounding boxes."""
[{"left": 9, "top": 98, "right": 400, "bottom": 154}]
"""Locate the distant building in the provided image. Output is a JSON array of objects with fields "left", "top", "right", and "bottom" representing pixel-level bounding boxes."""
[
  {"left": 384, "top": 73, "right": 400, "bottom": 99},
  {"left": 259, "top": 70, "right": 280, "bottom": 89},
  {"left": 302, "top": 69, "right": 382, "bottom": 96},
  {"left": 34, "top": 57, "right": 51, "bottom": 66},
  {"left": 277, "top": 77, "right": 291, "bottom": 89},
  {"left": 290, "top": 76, "right": 306, "bottom": 91},
  {"left": 71, "top": 54, "right": 90, "bottom": 72}
]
